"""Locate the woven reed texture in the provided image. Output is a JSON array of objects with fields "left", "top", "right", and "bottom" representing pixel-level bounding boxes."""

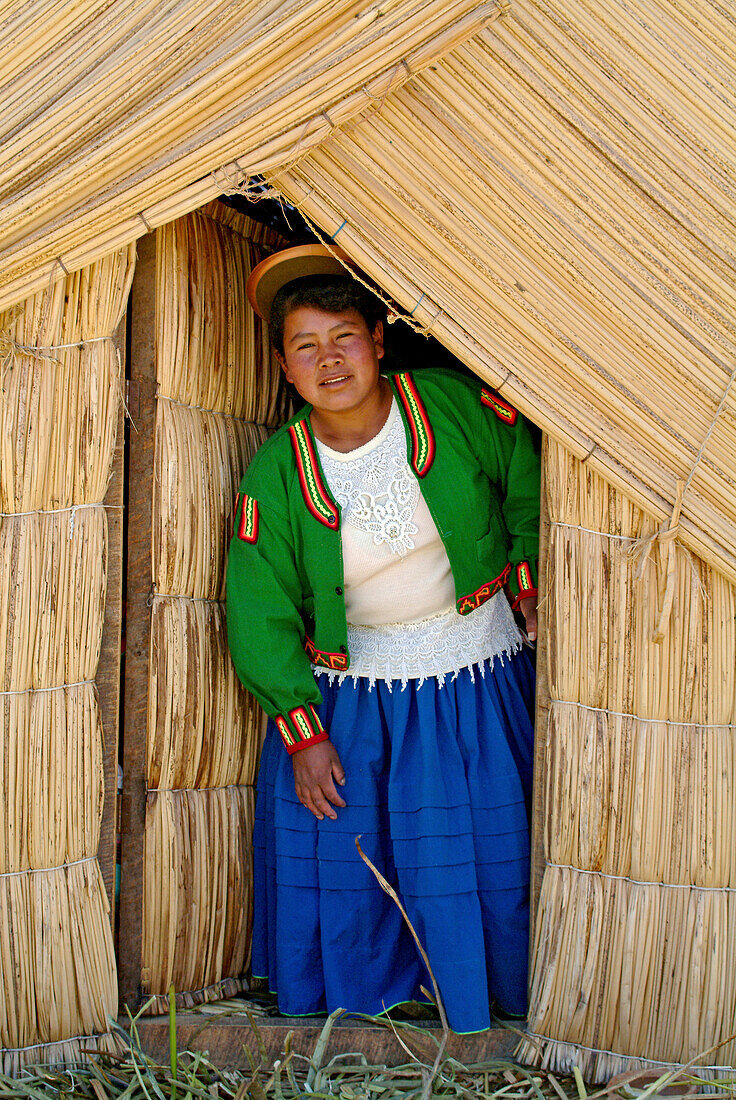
[
  {"left": 0, "top": 0, "right": 503, "bottom": 312},
  {"left": 268, "top": 0, "right": 736, "bottom": 583},
  {"left": 516, "top": 439, "right": 736, "bottom": 1080},
  {"left": 0, "top": 247, "right": 135, "bottom": 1069},
  {"left": 142, "top": 204, "right": 284, "bottom": 1005}
]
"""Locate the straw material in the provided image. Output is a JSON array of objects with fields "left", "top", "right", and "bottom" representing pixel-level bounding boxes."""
[
  {"left": 516, "top": 438, "right": 736, "bottom": 1079},
  {"left": 143, "top": 204, "right": 284, "bottom": 1007},
  {"left": 0, "top": 0, "right": 502, "bottom": 312},
  {"left": 0, "top": 861, "right": 117, "bottom": 1067},
  {"left": 267, "top": 0, "right": 736, "bottom": 582},
  {"left": 148, "top": 596, "right": 264, "bottom": 791},
  {"left": 152, "top": 402, "right": 269, "bottom": 600},
  {"left": 0, "top": 248, "right": 133, "bottom": 1065},
  {"left": 142, "top": 788, "right": 254, "bottom": 1006},
  {"left": 0, "top": 510, "right": 106, "bottom": 691}
]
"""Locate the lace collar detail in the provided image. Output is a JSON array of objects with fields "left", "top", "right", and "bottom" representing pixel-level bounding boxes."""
[{"left": 315, "top": 400, "right": 420, "bottom": 557}]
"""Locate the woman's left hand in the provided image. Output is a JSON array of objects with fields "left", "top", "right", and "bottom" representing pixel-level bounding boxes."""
[{"left": 518, "top": 595, "right": 537, "bottom": 643}]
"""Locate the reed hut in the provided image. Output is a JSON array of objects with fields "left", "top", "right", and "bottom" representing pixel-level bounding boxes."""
[{"left": 1, "top": 0, "right": 734, "bottom": 1083}]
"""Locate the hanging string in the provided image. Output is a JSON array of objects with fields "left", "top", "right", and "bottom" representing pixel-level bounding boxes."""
[
  {"left": 550, "top": 698, "right": 735, "bottom": 729},
  {"left": 0, "top": 856, "right": 96, "bottom": 880},
  {"left": 522, "top": 1031, "right": 736, "bottom": 1073},
  {"left": 0, "top": 679, "right": 96, "bottom": 697},
  {"left": 546, "top": 861, "right": 736, "bottom": 893}
]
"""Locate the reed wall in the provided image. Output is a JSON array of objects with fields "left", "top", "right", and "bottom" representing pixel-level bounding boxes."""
[
  {"left": 517, "top": 440, "right": 736, "bottom": 1080},
  {"left": 0, "top": 248, "right": 135, "bottom": 1071},
  {"left": 267, "top": 0, "right": 736, "bottom": 585},
  {"left": 141, "top": 202, "right": 286, "bottom": 1010}
]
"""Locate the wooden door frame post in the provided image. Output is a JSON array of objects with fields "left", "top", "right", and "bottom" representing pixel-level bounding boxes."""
[{"left": 118, "top": 232, "right": 157, "bottom": 1010}]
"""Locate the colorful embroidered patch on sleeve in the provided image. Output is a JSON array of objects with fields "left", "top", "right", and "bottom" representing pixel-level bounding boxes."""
[
  {"left": 456, "top": 564, "right": 511, "bottom": 615},
  {"left": 481, "top": 386, "right": 518, "bottom": 426},
  {"left": 304, "top": 635, "right": 349, "bottom": 671},
  {"left": 516, "top": 561, "right": 534, "bottom": 594},
  {"left": 274, "top": 704, "right": 330, "bottom": 754},
  {"left": 236, "top": 493, "right": 259, "bottom": 543},
  {"left": 288, "top": 420, "right": 340, "bottom": 530},
  {"left": 394, "top": 372, "right": 436, "bottom": 478}
]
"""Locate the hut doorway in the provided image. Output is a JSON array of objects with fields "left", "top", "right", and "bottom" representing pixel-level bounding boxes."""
[{"left": 116, "top": 194, "right": 545, "bottom": 1025}]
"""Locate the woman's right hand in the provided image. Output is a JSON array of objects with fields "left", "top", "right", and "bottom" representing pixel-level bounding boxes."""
[{"left": 292, "top": 740, "right": 346, "bottom": 820}]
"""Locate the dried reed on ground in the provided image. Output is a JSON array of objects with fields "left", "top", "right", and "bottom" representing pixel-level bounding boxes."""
[
  {"left": 0, "top": 248, "right": 133, "bottom": 1064},
  {"left": 143, "top": 205, "right": 284, "bottom": 1007},
  {"left": 518, "top": 439, "right": 736, "bottom": 1079}
]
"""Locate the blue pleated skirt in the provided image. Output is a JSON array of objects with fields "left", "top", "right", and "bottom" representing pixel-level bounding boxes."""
[{"left": 251, "top": 648, "right": 535, "bottom": 1034}]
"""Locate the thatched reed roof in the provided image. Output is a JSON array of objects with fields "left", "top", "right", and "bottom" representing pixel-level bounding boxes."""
[{"left": 2, "top": 0, "right": 735, "bottom": 578}]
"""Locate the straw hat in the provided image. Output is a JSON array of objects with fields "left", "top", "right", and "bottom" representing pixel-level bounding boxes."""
[{"left": 246, "top": 243, "right": 356, "bottom": 321}]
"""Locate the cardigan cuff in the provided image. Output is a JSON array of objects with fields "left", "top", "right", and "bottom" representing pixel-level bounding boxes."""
[
  {"left": 275, "top": 704, "right": 330, "bottom": 755},
  {"left": 508, "top": 559, "right": 538, "bottom": 608}
]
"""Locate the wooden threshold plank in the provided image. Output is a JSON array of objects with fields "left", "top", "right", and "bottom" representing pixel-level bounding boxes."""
[{"left": 131, "top": 1015, "right": 519, "bottom": 1070}]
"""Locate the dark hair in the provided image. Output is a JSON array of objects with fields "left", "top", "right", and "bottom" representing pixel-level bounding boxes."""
[{"left": 269, "top": 275, "right": 385, "bottom": 355}]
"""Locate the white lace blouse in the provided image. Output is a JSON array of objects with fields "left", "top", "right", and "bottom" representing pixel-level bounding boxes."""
[{"left": 314, "top": 398, "right": 522, "bottom": 687}]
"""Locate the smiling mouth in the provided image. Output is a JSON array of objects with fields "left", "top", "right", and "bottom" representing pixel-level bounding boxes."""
[{"left": 319, "top": 374, "right": 351, "bottom": 386}]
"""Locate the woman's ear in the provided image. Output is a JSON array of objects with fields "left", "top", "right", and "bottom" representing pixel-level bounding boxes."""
[
  {"left": 274, "top": 348, "right": 291, "bottom": 381},
  {"left": 372, "top": 320, "right": 385, "bottom": 361}
]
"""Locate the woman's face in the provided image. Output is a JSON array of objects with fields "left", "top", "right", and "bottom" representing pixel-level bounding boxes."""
[{"left": 277, "top": 306, "right": 384, "bottom": 414}]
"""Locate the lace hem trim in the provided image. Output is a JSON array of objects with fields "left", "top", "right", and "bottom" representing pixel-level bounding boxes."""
[{"left": 312, "top": 592, "right": 523, "bottom": 691}]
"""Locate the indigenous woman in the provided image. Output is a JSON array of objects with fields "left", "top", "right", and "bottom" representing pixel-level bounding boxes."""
[{"left": 226, "top": 244, "right": 540, "bottom": 1033}]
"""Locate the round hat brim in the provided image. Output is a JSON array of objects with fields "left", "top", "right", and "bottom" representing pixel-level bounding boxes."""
[{"left": 246, "top": 244, "right": 356, "bottom": 321}]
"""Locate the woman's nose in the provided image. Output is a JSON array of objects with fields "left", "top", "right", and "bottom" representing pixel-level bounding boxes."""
[{"left": 319, "top": 342, "right": 343, "bottom": 366}]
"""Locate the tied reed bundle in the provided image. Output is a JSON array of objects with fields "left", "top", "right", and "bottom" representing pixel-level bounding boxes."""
[
  {"left": 0, "top": 247, "right": 133, "bottom": 1067},
  {"left": 0, "top": 861, "right": 117, "bottom": 1066},
  {"left": 148, "top": 596, "right": 264, "bottom": 791},
  {"left": 142, "top": 788, "right": 254, "bottom": 1011},
  {"left": 156, "top": 204, "right": 287, "bottom": 423},
  {"left": 152, "top": 402, "right": 268, "bottom": 600},
  {"left": 0, "top": 685, "right": 103, "bottom": 874},
  {"left": 518, "top": 438, "right": 736, "bottom": 1080},
  {"left": 143, "top": 206, "right": 285, "bottom": 1006},
  {"left": 0, "top": 248, "right": 135, "bottom": 511},
  {"left": 0, "top": 509, "right": 106, "bottom": 691}
]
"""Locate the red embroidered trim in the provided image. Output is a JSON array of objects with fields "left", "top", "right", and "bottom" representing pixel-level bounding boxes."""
[
  {"left": 286, "top": 705, "right": 329, "bottom": 755},
  {"left": 275, "top": 715, "right": 295, "bottom": 749},
  {"left": 304, "top": 635, "right": 349, "bottom": 671},
  {"left": 456, "top": 564, "right": 511, "bottom": 615},
  {"left": 289, "top": 421, "right": 339, "bottom": 530},
  {"left": 481, "top": 387, "right": 518, "bottom": 426},
  {"left": 394, "top": 372, "right": 436, "bottom": 478},
  {"left": 237, "top": 494, "right": 259, "bottom": 543},
  {"left": 309, "top": 704, "right": 326, "bottom": 734},
  {"left": 517, "top": 561, "right": 534, "bottom": 593}
]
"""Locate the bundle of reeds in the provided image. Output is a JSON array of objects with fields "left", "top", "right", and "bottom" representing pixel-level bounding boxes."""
[
  {"left": 517, "top": 438, "right": 736, "bottom": 1079},
  {"left": 142, "top": 787, "right": 254, "bottom": 1013},
  {"left": 0, "top": 510, "right": 106, "bottom": 690},
  {"left": 0, "top": 249, "right": 135, "bottom": 511},
  {"left": 156, "top": 205, "right": 287, "bottom": 422},
  {"left": 143, "top": 204, "right": 284, "bottom": 1008},
  {"left": 0, "top": 686, "right": 103, "bottom": 874},
  {"left": 0, "top": 247, "right": 134, "bottom": 1068},
  {"left": 0, "top": 0, "right": 501, "bottom": 312},
  {"left": 147, "top": 596, "right": 264, "bottom": 791},
  {"left": 152, "top": 403, "right": 268, "bottom": 600}
]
